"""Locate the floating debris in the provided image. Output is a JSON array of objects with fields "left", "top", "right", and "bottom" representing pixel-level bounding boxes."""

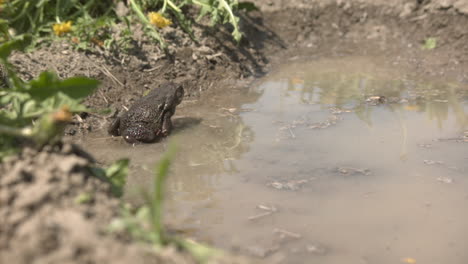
[
  {"left": 423, "top": 160, "right": 444, "bottom": 165},
  {"left": 239, "top": 108, "right": 256, "bottom": 112},
  {"left": 247, "top": 211, "right": 273, "bottom": 221},
  {"left": 273, "top": 228, "right": 302, "bottom": 239},
  {"left": 337, "top": 167, "right": 371, "bottom": 176},
  {"left": 268, "top": 179, "right": 308, "bottom": 191},
  {"left": 437, "top": 176, "right": 453, "bottom": 184},
  {"left": 246, "top": 245, "right": 279, "bottom": 258},
  {"left": 447, "top": 165, "right": 460, "bottom": 171},
  {"left": 221, "top": 107, "right": 238, "bottom": 113},
  {"left": 306, "top": 243, "right": 328, "bottom": 255},
  {"left": 308, "top": 115, "right": 340, "bottom": 129},
  {"left": 329, "top": 107, "right": 353, "bottom": 114},
  {"left": 258, "top": 204, "right": 278, "bottom": 211},
  {"left": 287, "top": 126, "right": 296, "bottom": 138},
  {"left": 365, "top": 95, "right": 386, "bottom": 105},
  {"left": 437, "top": 133, "right": 468, "bottom": 142},
  {"left": 279, "top": 125, "right": 297, "bottom": 139},
  {"left": 417, "top": 143, "right": 432, "bottom": 148},
  {"left": 248, "top": 204, "right": 278, "bottom": 221}
]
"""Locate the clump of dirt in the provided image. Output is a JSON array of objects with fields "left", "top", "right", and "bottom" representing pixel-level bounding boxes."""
[{"left": 0, "top": 143, "right": 195, "bottom": 264}]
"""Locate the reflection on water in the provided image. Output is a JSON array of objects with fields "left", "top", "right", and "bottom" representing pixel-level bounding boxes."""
[
  {"left": 267, "top": 57, "right": 467, "bottom": 131},
  {"left": 80, "top": 56, "right": 468, "bottom": 264}
]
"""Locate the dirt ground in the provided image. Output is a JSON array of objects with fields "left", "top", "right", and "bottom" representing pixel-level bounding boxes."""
[{"left": 2, "top": 0, "right": 468, "bottom": 263}]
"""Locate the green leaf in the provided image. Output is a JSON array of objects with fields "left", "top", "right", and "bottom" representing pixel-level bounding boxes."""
[
  {"left": 28, "top": 71, "right": 61, "bottom": 100},
  {"left": 28, "top": 72, "right": 99, "bottom": 102},
  {"left": 175, "top": 238, "right": 222, "bottom": 264},
  {"left": 106, "top": 158, "right": 129, "bottom": 197},
  {"left": 238, "top": 1, "right": 259, "bottom": 12},
  {"left": 0, "top": 35, "right": 33, "bottom": 60},
  {"left": 74, "top": 192, "right": 93, "bottom": 204},
  {"left": 135, "top": 206, "right": 150, "bottom": 221},
  {"left": 219, "top": 0, "right": 242, "bottom": 42},
  {"left": 0, "top": 19, "right": 10, "bottom": 39},
  {"left": 21, "top": 100, "right": 40, "bottom": 117},
  {"left": 32, "top": 93, "right": 89, "bottom": 117},
  {"left": 0, "top": 109, "right": 17, "bottom": 124},
  {"left": 57, "top": 77, "right": 99, "bottom": 99},
  {"left": 147, "top": 142, "right": 177, "bottom": 244},
  {"left": 422, "top": 37, "right": 437, "bottom": 50},
  {"left": 196, "top": 5, "right": 212, "bottom": 22}
]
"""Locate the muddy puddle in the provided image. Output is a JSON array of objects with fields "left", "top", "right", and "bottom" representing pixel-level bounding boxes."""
[{"left": 78, "top": 56, "right": 468, "bottom": 264}]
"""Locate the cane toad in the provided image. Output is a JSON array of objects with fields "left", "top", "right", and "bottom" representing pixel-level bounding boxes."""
[{"left": 108, "top": 82, "right": 184, "bottom": 143}]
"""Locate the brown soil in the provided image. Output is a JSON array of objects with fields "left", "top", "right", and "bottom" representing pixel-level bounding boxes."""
[
  {"left": 0, "top": 144, "right": 158, "bottom": 264},
  {"left": 3, "top": 0, "right": 468, "bottom": 263}
]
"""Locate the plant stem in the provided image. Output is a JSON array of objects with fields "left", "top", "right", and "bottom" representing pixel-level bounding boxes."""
[
  {"left": 191, "top": 0, "right": 211, "bottom": 8},
  {"left": 150, "top": 143, "right": 177, "bottom": 244},
  {"left": 0, "top": 124, "right": 32, "bottom": 138},
  {"left": 219, "top": 0, "right": 242, "bottom": 42},
  {"left": 167, "top": 0, "right": 181, "bottom": 13},
  {"left": 128, "top": 0, "right": 166, "bottom": 49},
  {"left": 161, "top": 0, "right": 168, "bottom": 13}
]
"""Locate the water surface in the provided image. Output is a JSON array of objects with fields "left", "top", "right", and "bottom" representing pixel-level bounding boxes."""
[{"left": 81, "top": 56, "right": 468, "bottom": 264}]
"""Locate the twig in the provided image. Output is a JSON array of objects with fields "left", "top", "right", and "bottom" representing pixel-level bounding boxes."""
[
  {"left": 143, "top": 65, "right": 163, "bottom": 72},
  {"left": 248, "top": 211, "right": 273, "bottom": 221},
  {"left": 98, "top": 90, "right": 109, "bottom": 104},
  {"left": 258, "top": 204, "right": 277, "bottom": 211},
  {"left": 85, "top": 56, "right": 124, "bottom": 87},
  {"left": 288, "top": 126, "right": 296, "bottom": 139},
  {"left": 437, "top": 137, "right": 467, "bottom": 142},
  {"left": 273, "top": 228, "right": 302, "bottom": 239}
]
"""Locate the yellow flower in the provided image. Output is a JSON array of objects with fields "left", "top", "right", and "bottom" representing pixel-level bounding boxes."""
[
  {"left": 53, "top": 21, "right": 72, "bottom": 36},
  {"left": 148, "top": 12, "right": 172, "bottom": 28}
]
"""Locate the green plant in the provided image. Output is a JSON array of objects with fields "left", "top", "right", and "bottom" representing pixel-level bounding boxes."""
[
  {"left": 1, "top": 0, "right": 255, "bottom": 52},
  {"left": 71, "top": 15, "right": 114, "bottom": 50},
  {"left": 90, "top": 158, "right": 130, "bottom": 197},
  {"left": 422, "top": 37, "right": 437, "bottom": 50},
  {"left": 0, "top": 0, "right": 114, "bottom": 43},
  {"left": 132, "top": 0, "right": 252, "bottom": 44},
  {"left": 129, "top": 0, "right": 167, "bottom": 49},
  {"left": 75, "top": 192, "right": 93, "bottom": 204},
  {"left": 0, "top": 35, "right": 99, "bottom": 157},
  {"left": 194, "top": 0, "right": 243, "bottom": 42},
  {"left": 109, "top": 143, "right": 222, "bottom": 263}
]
